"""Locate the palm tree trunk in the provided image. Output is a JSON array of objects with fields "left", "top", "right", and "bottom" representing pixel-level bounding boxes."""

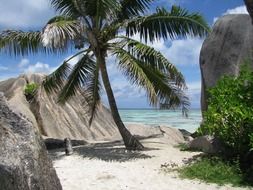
[{"left": 98, "top": 55, "right": 144, "bottom": 150}]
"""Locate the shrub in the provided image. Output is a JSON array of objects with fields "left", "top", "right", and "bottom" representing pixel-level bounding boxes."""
[
  {"left": 178, "top": 157, "right": 245, "bottom": 186},
  {"left": 24, "top": 83, "right": 39, "bottom": 99},
  {"left": 199, "top": 64, "right": 253, "bottom": 156}
]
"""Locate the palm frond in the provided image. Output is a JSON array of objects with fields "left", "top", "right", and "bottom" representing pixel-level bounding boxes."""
[
  {"left": 113, "top": 47, "right": 157, "bottom": 104},
  {"left": 93, "top": 0, "right": 121, "bottom": 22},
  {"left": 0, "top": 30, "right": 47, "bottom": 56},
  {"left": 114, "top": 36, "right": 186, "bottom": 87},
  {"left": 141, "top": 63, "right": 189, "bottom": 111},
  {"left": 42, "top": 15, "right": 83, "bottom": 49},
  {"left": 125, "top": 6, "right": 210, "bottom": 42},
  {"left": 135, "top": 59, "right": 190, "bottom": 113},
  {"left": 82, "top": 62, "right": 101, "bottom": 125},
  {"left": 43, "top": 61, "right": 71, "bottom": 93},
  {"left": 58, "top": 54, "right": 96, "bottom": 103},
  {"left": 118, "top": 0, "right": 154, "bottom": 19},
  {"left": 104, "top": 0, "right": 154, "bottom": 38},
  {"left": 43, "top": 48, "right": 91, "bottom": 94},
  {"left": 113, "top": 47, "right": 190, "bottom": 111},
  {"left": 50, "top": 0, "right": 81, "bottom": 17},
  {"left": 159, "top": 86, "right": 190, "bottom": 117},
  {"left": 51, "top": 0, "right": 120, "bottom": 22}
]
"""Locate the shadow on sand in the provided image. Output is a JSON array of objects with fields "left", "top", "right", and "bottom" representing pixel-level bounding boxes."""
[{"left": 50, "top": 140, "right": 154, "bottom": 162}]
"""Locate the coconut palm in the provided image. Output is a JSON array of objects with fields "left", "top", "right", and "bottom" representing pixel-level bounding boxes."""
[{"left": 0, "top": 0, "right": 209, "bottom": 150}]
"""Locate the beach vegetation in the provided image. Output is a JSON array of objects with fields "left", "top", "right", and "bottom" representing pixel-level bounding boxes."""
[
  {"left": 198, "top": 63, "right": 253, "bottom": 183},
  {"left": 178, "top": 156, "right": 248, "bottom": 187},
  {"left": 0, "top": 0, "right": 209, "bottom": 150},
  {"left": 199, "top": 64, "right": 253, "bottom": 156},
  {"left": 24, "top": 83, "right": 39, "bottom": 100}
]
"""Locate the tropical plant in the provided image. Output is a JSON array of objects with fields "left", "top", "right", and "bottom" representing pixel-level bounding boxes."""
[
  {"left": 199, "top": 64, "right": 253, "bottom": 157},
  {"left": 24, "top": 83, "right": 39, "bottom": 100},
  {"left": 0, "top": 0, "right": 209, "bottom": 150}
]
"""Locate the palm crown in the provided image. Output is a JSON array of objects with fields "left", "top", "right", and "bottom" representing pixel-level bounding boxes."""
[{"left": 0, "top": 0, "right": 209, "bottom": 150}]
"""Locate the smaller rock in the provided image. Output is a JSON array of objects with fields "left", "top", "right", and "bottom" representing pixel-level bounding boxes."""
[
  {"left": 184, "top": 136, "right": 194, "bottom": 142},
  {"left": 179, "top": 129, "right": 192, "bottom": 137},
  {"left": 188, "top": 135, "right": 223, "bottom": 154},
  {"left": 179, "top": 129, "right": 193, "bottom": 141},
  {"left": 159, "top": 126, "right": 185, "bottom": 145},
  {"left": 64, "top": 138, "right": 73, "bottom": 156}
]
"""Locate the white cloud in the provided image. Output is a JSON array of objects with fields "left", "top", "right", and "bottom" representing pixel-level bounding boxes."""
[
  {"left": 186, "top": 81, "right": 201, "bottom": 108},
  {"left": 187, "top": 81, "right": 201, "bottom": 98},
  {"left": 18, "top": 58, "right": 30, "bottom": 68},
  {"left": 24, "top": 62, "right": 51, "bottom": 74},
  {"left": 17, "top": 58, "right": 54, "bottom": 74},
  {"left": 145, "top": 38, "right": 203, "bottom": 66},
  {"left": 0, "top": 0, "right": 55, "bottom": 28},
  {"left": 224, "top": 5, "right": 248, "bottom": 15},
  {"left": 161, "top": 38, "right": 203, "bottom": 66},
  {"left": 0, "top": 65, "right": 8, "bottom": 71},
  {"left": 127, "top": 33, "right": 203, "bottom": 66},
  {"left": 213, "top": 5, "right": 248, "bottom": 23}
]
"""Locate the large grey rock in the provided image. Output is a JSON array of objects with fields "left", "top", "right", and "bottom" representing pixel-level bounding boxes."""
[
  {"left": 126, "top": 123, "right": 185, "bottom": 145},
  {"left": 188, "top": 136, "right": 223, "bottom": 154},
  {"left": 200, "top": 14, "right": 253, "bottom": 112},
  {"left": 0, "top": 74, "right": 120, "bottom": 141},
  {"left": 0, "top": 94, "right": 62, "bottom": 190}
]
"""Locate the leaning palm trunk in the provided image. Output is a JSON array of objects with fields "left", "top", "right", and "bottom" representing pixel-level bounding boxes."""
[{"left": 99, "top": 55, "right": 144, "bottom": 150}]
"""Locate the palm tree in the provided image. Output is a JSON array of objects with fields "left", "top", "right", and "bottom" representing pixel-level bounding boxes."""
[{"left": 0, "top": 0, "right": 209, "bottom": 150}]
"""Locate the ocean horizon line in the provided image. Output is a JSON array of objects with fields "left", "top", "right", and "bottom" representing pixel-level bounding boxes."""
[{"left": 118, "top": 108, "right": 201, "bottom": 110}]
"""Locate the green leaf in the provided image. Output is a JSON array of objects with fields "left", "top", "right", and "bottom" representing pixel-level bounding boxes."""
[
  {"left": 118, "top": 0, "right": 153, "bottom": 19},
  {"left": 57, "top": 54, "right": 97, "bottom": 103},
  {"left": 125, "top": 6, "right": 210, "bottom": 42},
  {"left": 113, "top": 47, "right": 189, "bottom": 111},
  {"left": 114, "top": 36, "right": 186, "bottom": 87},
  {"left": 42, "top": 15, "right": 84, "bottom": 49},
  {"left": 0, "top": 30, "right": 47, "bottom": 56},
  {"left": 83, "top": 62, "right": 101, "bottom": 125},
  {"left": 43, "top": 61, "right": 71, "bottom": 93},
  {"left": 50, "top": 0, "right": 120, "bottom": 19}
]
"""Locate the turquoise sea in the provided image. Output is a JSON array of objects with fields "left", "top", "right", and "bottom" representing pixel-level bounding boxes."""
[{"left": 119, "top": 109, "right": 202, "bottom": 133}]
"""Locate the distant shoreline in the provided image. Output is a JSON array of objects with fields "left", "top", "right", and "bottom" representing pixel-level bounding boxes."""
[{"left": 118, "top": 108, "right": 201, "bottom": 110}]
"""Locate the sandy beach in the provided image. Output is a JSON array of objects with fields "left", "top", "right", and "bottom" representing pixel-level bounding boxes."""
[{"left": 50, "top": 136, "right": 249, "bottom": 190}]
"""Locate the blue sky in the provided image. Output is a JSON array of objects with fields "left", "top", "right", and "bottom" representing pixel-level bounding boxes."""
[{"left": 0, "top": 0, "right": 248, "bottom": 108}]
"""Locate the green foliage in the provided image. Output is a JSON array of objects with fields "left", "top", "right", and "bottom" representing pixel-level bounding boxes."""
[
  {"left": 24, "top": 83, "right": 39, "bottom": 97},
  {"left": 175, "top": 143, "right": 190, "bottom": 151},
  {"left": 178, "top": 157, "right": 246, "bottom": 186},
  {"left": 199, "top": 64, "right": 253, "bottom": 156},
  {"left": 126, "top": 6, "right": 210, "bottom": 43},
  {"left": 175, "top": 143, "right": 202, "bottom": 152}
]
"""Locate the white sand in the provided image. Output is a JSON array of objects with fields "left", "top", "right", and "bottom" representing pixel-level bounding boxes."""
[{"left": 50, "top": 137, "right": 250, "bottom": 190}]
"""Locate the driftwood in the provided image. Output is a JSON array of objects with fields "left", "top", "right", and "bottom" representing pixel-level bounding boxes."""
[
  {"left": 44, "top": 138, "right": 87, "bottom": 150},
  {"left": 64, "top": 138, "right": 73, "bottom": 156}
]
